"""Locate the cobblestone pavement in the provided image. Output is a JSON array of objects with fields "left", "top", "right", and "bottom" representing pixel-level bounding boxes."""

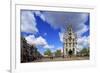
[{"left": 32, "top": 56, "right": 89, "bottom": 62}]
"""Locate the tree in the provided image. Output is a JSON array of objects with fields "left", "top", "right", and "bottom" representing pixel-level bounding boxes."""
[
  {"left": 44, "top": 49, "right": 52, "bottom": 56},
  {"left": 55, "top": 50, "right": 61, "bottom": 57},
  {"left": 21, "top": 36, "right": 42, "bottom": 62},
  {"left": 21, "top": 36, "right": 28, "bottom": 62},
  {"left": 80, "top": 48, "right": 89, "bottom": 56}
]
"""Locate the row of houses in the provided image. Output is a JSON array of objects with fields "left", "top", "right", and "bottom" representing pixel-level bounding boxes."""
[{"left": 21, "top": 37, "right": 42, "bottom": 63}]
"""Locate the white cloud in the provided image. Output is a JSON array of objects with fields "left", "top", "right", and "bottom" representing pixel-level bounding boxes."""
[
  {"left": 42, "top": 12, "right": 89, "bottom": 36},
  {"left": 25, "top": 35, "right": 47, "bottom": 46},
  {"left": 44, "top": 45, "right": 54, "bottom": 49},
  {"left": 22, "top": 11, "right": 89, "bottom": 52},
  {"left": 34, "top": 36, "right": 47, "bottom": 46},
  {"left": 59, "top": 32, "right": 64, "bottom": 43},
  {"left": 21, "top": 10, "right": 38, "bottom": 33},
  {"left": 35, "top": 11, "right": 45, "bottom": 21},
  {"left": 25, "top": 35, "right": 54, "bottom": 49},
  {"left": 77, "top": 36, "right": 89, "bottom": 49},
  {"left": 42, "top": 11, "right": 89, "bottom": 51},
  {"left": 75, "top": 23, "right": 88, "bottom": 37},
  {"left": 25, "top": 35, "right": 35, "bottom": 45}
]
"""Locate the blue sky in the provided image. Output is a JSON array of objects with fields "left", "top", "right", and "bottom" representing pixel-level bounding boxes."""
[{"left": 21, "top": 10, "right": 90, "bottom": 54}]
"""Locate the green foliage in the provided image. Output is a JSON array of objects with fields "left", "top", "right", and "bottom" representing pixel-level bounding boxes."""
[
  {"left": 44, "top": 49, "right": 52, "bottom": 56},
  {"left": 80, "top": 48, "right": 89, "bottom": 56},
  {"left": 55, "top": 50, "right": 61, "bottom": 57}
]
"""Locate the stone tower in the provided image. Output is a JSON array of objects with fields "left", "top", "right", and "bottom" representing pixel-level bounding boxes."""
[{"left": 63, "top": 25, "right": 77, "bottom": 56}]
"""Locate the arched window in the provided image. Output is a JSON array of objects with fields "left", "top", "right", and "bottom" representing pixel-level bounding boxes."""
[{"left": 69, "top": 36, "right": 72, "bottom": 41}]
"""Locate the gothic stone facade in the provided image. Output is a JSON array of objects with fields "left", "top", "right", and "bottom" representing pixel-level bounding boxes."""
[{"left": 63, "top": 25, "right": 77, "bottom": 56}]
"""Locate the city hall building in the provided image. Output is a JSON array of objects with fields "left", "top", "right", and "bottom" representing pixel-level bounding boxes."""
[{"left": 63, "top": 25, "right": 77, "bottom": 56}]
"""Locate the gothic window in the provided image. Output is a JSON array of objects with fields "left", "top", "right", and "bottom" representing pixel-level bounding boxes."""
[
  {"left": 66, "top": 49, "right": 67, "bottom": 52},
  {"left": 73, "top": 39, "right": 74, "bottom": 42},
  {"left": 69, "top": 43, "right": 71, "bottom": 47},
  {"left": 69, "top": 36, "right": 72, "bottom": 41}
]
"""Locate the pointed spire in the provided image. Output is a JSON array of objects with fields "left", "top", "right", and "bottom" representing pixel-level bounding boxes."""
[{"left": 67, "top": 24, "right": 73, "bottom": 32}]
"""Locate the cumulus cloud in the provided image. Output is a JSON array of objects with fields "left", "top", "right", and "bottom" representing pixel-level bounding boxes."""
[
  {"left": 43, "top": 45, "right": 54, "bottom": 49},
  {"left": 25, "top": 35, "right": 54, "bottom": 49},
  {"left": 34, "top": 11, "right": 46, "bottom": 21},
  {"left": 77, "top": 36, "right": 89, "bottom": 49},
  {"left": 21, "top": 10, "right": 38, "bottom": 33},
  {"left": 25, "top": 35, "right": 35, "bottom": 45},
  {"left": 41, "top": 11, "right": 89, "bottom": 49},
  {"left": 21, "top": 10, "right": 89, "bottom": 51},
  {"left": 21, "top": 10, "right": 54, "bottom": 49},
  {"left": 42, "top": 12, "right": 89, "bottom": 36},
  {"left": 34, "top": 36, "right": 47, "bottom": 46},
  {"left": 59, "top": 32, "right": 64, "bottom": 42},
  {"left": 75, "top": 23, "right": 88, "bottom": 37}
]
